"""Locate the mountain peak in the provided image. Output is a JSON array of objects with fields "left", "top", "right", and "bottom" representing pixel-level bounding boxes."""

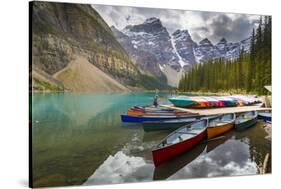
[
  {"left": 200, "top": 38, "right": 213, "bottom": 46},
  {"left": 123, "top": 17, "right": 165, "bottom": 34},
  {"left": 144, "top": 17, "right": 161, "bottom": 24},
  {"left": 218, "top": 37, "right": 227, "bottom": 44},
  {"left": 172, "top": 29, "right": 190, "bottom": 37}
]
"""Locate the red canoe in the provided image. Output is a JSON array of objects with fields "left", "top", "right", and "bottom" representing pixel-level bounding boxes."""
[{"left": 152, "top": 119, "right": 207, "bottom": 167}]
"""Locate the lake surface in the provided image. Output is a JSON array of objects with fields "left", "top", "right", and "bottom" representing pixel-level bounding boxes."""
[{"left": 31, "top": 92, "right": 271, "bottom": 187}]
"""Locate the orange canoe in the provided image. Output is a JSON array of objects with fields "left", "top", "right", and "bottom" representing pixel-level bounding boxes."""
[{"left": 207, "top": 113, "right": 235, "bottom": 139}]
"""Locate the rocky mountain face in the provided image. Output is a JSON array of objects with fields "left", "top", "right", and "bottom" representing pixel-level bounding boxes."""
[
  {"left": 31, "top": 1, "right": 160, "bottom": 92},
  {"left": 194, "top": 38, "right": 222, "bottom": 63},
  {"left": 171, "top": 29, "right": 197, "bottom": 69},
  {"left": 112, "top": 18, "right": 199, "bottom": 86},
  {"left": 111, "top": 26, "right": 163, "bottom": 77},
  {"left": 117, "top": 17, "right": 251, "bottom": 68},
  {"left": 195, "top": 37, "right": 251, "bottom": 63},
  {"left": 112, "top": 17, "right": 251, "bottom": 86},
  {"left": 240, "top": 37, "right": 251, "bottom": 53},
  {"left": 122, "top": 17, "right": 182, "bottom": 71}
]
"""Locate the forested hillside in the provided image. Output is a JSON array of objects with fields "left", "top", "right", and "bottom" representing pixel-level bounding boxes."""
[{"left": 178, "top": 16, "right": 271, "bottom": 95}]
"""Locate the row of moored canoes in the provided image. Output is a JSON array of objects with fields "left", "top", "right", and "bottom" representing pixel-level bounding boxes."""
[
  {"left": 121, "top": 105, "right": 200, "bottom": 123},
  {"left": 120, "top": 100, "right": 271, "bottom": 167},
  {"left": 120, "top": 105, "right": 271, "bottom": 167},
  {"left": 168, "top": 95, "right": 261, "bottom": 108},
  {"left": 152, "top": 111, "right": 271, "bottom": 166}
]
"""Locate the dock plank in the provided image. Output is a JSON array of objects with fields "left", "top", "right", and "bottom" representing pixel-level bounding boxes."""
[{"left": 161, "top": 104, "right": 271, "bottom": 115}]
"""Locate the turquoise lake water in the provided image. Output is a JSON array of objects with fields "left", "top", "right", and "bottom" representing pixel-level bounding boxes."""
[{"left": 31, "top": 92, "right": 271, "bottom": 187}]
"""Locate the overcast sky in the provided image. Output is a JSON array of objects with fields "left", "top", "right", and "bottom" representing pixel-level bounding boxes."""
[{"left": 92, "top": 4, "right": 260, "bottom": 44}]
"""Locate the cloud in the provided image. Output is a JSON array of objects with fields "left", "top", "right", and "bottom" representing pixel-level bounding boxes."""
[
  {"left": 83, "top": 138, "right": 258, "bottom": 185},
  {"left": 92, "top": 4, "right": 260, "bottom": 44},
  {"left": 83, "top": 151, "right": 154, "bottom": 185},
  {"left": 168, "top": 139, "right": 257, "bottom": 180},
  {"left": 207, "top": 14, "right": 259, "bottom": 43}
]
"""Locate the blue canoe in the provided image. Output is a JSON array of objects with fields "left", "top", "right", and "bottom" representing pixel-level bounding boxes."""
[
  {"left": 235, "top": 111, "right": 258, "bottom": 131},
  {"left": 258, "top": 112, "right": 272, "bottom": 122},
  {"left": 121, "top": 114, "right": 199, "bottom": 123}
]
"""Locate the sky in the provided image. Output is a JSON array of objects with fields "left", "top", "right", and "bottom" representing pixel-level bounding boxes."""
[{"left": 92, "top": 4, "right": 261, "bottom": 44}]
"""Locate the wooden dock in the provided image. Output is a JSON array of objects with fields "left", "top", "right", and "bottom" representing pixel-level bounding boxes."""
[{"left": 161, "top": 104, "right": 271, "bottom": 116}]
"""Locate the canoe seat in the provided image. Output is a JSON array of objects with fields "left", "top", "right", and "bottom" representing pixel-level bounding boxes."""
[
  {"left": 210, "top": 120, "right": 232, "bottom": 126},
  {"left": 244, "top": 116, "right": 253, "bottom": 119},
  {"left": 175, "top": 131, "right": 197, "bottom": 135},
  {"left": 177, "top": 134, "right": 194, "bottom": 141},
  {"left": 221, "top": 120, "right": 232, "bottom": 122},
  {"left": 166, "top": 133, "right": 196, "bottom": 144},
  {"left": 236, "top": 120, "right": 243, "bottom": 124}
]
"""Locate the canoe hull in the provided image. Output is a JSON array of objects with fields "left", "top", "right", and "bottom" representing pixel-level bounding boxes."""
[
  {"left": 235, "top": 118, "right": 257, "bottom": 131},
  {"left": 121, "top": 114, "right": 195, "bottom": 123},
  {"left": 142, "top": 118, "right": 198, "bottom": 132},
  {"left": 168, "top": 98, "right": 195, "bottom": 107},
  {"left": 258, "top": 113, "right": 272, "bottom": 122},
  {"left": 169, "top": 95, "right": 260, "bottom": 108},
  {"left": 127, "top": 110, "right": 176, "bottom": 116},
  {"left": 152, "top": 128, "right": 207, "bottom": 167},
  {"left": 207, "top": 123, "right": 234, "bottom": 139},
  {"left": 127, "top": 109, "right": 192, "bottom": 117}
]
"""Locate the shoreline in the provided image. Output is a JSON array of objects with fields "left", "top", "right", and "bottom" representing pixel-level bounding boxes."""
[{"left": 30, "top": 90, "right": 270, "bottom": 96}]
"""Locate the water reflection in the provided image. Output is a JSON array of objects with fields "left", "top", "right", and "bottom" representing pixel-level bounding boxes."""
[
  {"left": 164, "top": 130, "right": 258, "bottom": 179},
  {"left": 83, "top": 151, "right": 154, "bottom": 185},
  {"left": 153, "top": 143, "right": 207, "bottom": 180},
  {"left": 84, "top": 128, "right": 262, "bottom": 185},
  {"left": 234, "top": 122, "right": 272, "bottom": 172},
  {"left": 168, "top": 139, "right": 257, "bottom": 179},
  {"left": 153, "top": 131, "right": 233, "bottom": 180},
  {"left": 32, "top": 93, "right": 271, "bottom": 187},
  {"left": 121, "top": 122, "right": 143, "bottom": 129},
  {"left": 32, "top": 92, "right": 164, "bottom": 187}
]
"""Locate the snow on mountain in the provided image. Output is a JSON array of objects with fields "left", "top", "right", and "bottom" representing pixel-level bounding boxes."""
[
  {"left": 170, "top": 32, "right": 186, "bottom": 68},
  {"left": 194, "top": 37, "right": 251, "bottom": 63},
  {"left": 121, "top": 17, "right": 251, "bottom": 69},
  {"left": 111, "top": 25, "right": 163, "bottom": 77},
  {"left": 240, "top": 37, "right": 251, "bottom": 52},
  {"left": 225, "top": 42, "right": 241, "bottom": 60},
  {"left": 216, "top": 38, "right": 228, "bottom": 55},
  {"left": 122, "top": 17, "right": 182, "bottom": 71},
  {"left": 171, "top": 30, "right": 197, "bottom": 68},
  {"left": 111, "top": 17, "right": 252, "bottom": 87},
  {"left": 143, "top": 17, "right": 160, "bottom": 24},
  {"left": 194, "top": 38, "right": 221, "bottom": 63}
]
